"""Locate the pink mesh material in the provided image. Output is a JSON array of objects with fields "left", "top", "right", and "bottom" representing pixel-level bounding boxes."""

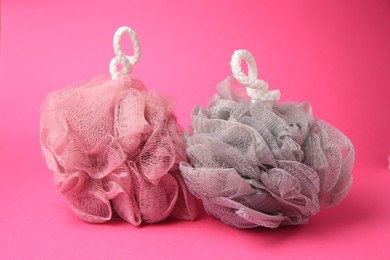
[
  {"left": 180, "top": 76, "right": 355, "bottom": 228},
  {"left": 40, "top": 75, "right": 197, "bottom": 225}
]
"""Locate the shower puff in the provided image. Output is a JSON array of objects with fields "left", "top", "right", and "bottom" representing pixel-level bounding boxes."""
[
  {"left": 180, "top": 50, "right": 354, "bottom": 228},
  {"left": 40, "top": 27, "right": 197, "bottom": 225}
]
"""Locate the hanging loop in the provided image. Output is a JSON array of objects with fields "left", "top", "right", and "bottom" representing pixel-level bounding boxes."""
[
  {"left": 110, "top": 26, "right": 141, "bottom": 79},
  {"left": 230, "top": 49, "right": 280, "bottom": 102}
]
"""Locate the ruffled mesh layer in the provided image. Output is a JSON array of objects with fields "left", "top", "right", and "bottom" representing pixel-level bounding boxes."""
[
  {"left": 180, "top": 76, "right": 354, "bottom": 228},
  {"left": 40, "top": 75, "right": 197, "bottom": 225}
]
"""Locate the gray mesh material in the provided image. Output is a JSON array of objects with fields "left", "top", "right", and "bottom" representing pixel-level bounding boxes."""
[{"left": 180, "top": 76, "right": 355, "bottom": 228}]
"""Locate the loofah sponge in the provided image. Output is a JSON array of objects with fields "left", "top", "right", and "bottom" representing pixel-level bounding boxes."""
[
  {"left": 180, "top": 50, "right": 354, "bottom": 228},
  {"left": 40, "top": 27, "right": 197, "bottom": 225}
]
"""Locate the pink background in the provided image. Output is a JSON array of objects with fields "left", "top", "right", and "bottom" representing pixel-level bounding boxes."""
[{"left": 1, "top": 0, "right": 389, "bottom": 259}]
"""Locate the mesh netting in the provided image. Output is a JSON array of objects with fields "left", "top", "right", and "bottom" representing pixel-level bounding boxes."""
[
  {"left": 40, "top": 75, "right": 197, "bottom": 225},
  {"left": 180, "top": 76, "right": 354, "bottom": 228}
]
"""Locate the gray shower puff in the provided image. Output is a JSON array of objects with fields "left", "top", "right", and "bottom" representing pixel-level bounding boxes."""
[{"left": 180, "top": 76, "right": 354, "bottom": 228}]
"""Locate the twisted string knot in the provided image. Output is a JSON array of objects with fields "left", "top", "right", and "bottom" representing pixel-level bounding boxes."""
[
  {"left": 231, "top": 49, "right": 280, "bottom": 103},
  {"left": 109, "top": 26, "right": 141, "bottom": 80}
]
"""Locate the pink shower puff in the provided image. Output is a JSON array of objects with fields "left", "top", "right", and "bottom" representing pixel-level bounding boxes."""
[
  {"left": 180, "top": 50, "right": 355, "bottom": 229},
  {"left": 40, "top": 75, "right": 197, "bottom": 225}
]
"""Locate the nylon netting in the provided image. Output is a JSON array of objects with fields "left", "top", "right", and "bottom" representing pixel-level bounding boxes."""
[
  {"left": 180, "top": 76, "right": 354, "bottom": 228},
  {"left": 40, "top": 75, "right": 197, "bottom": 225}
]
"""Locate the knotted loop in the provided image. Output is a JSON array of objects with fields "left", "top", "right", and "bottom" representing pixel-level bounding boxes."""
[
  {"left": 230, "top": 49, "right": 259, "bottom": 88},
  {"left": 110, "top": 26, "right": 141, "bottom": 79},
  {"left": 230, "top": 49, "right": 280, "bottom": 102}
]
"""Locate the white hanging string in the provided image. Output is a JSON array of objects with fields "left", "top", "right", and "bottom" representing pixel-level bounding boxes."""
[
  {"left": 230, "top": 49, "right": 280, "bottom": 102},
  {"left": 109, "top": 26, "right": 141, "bottom": 79}
]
